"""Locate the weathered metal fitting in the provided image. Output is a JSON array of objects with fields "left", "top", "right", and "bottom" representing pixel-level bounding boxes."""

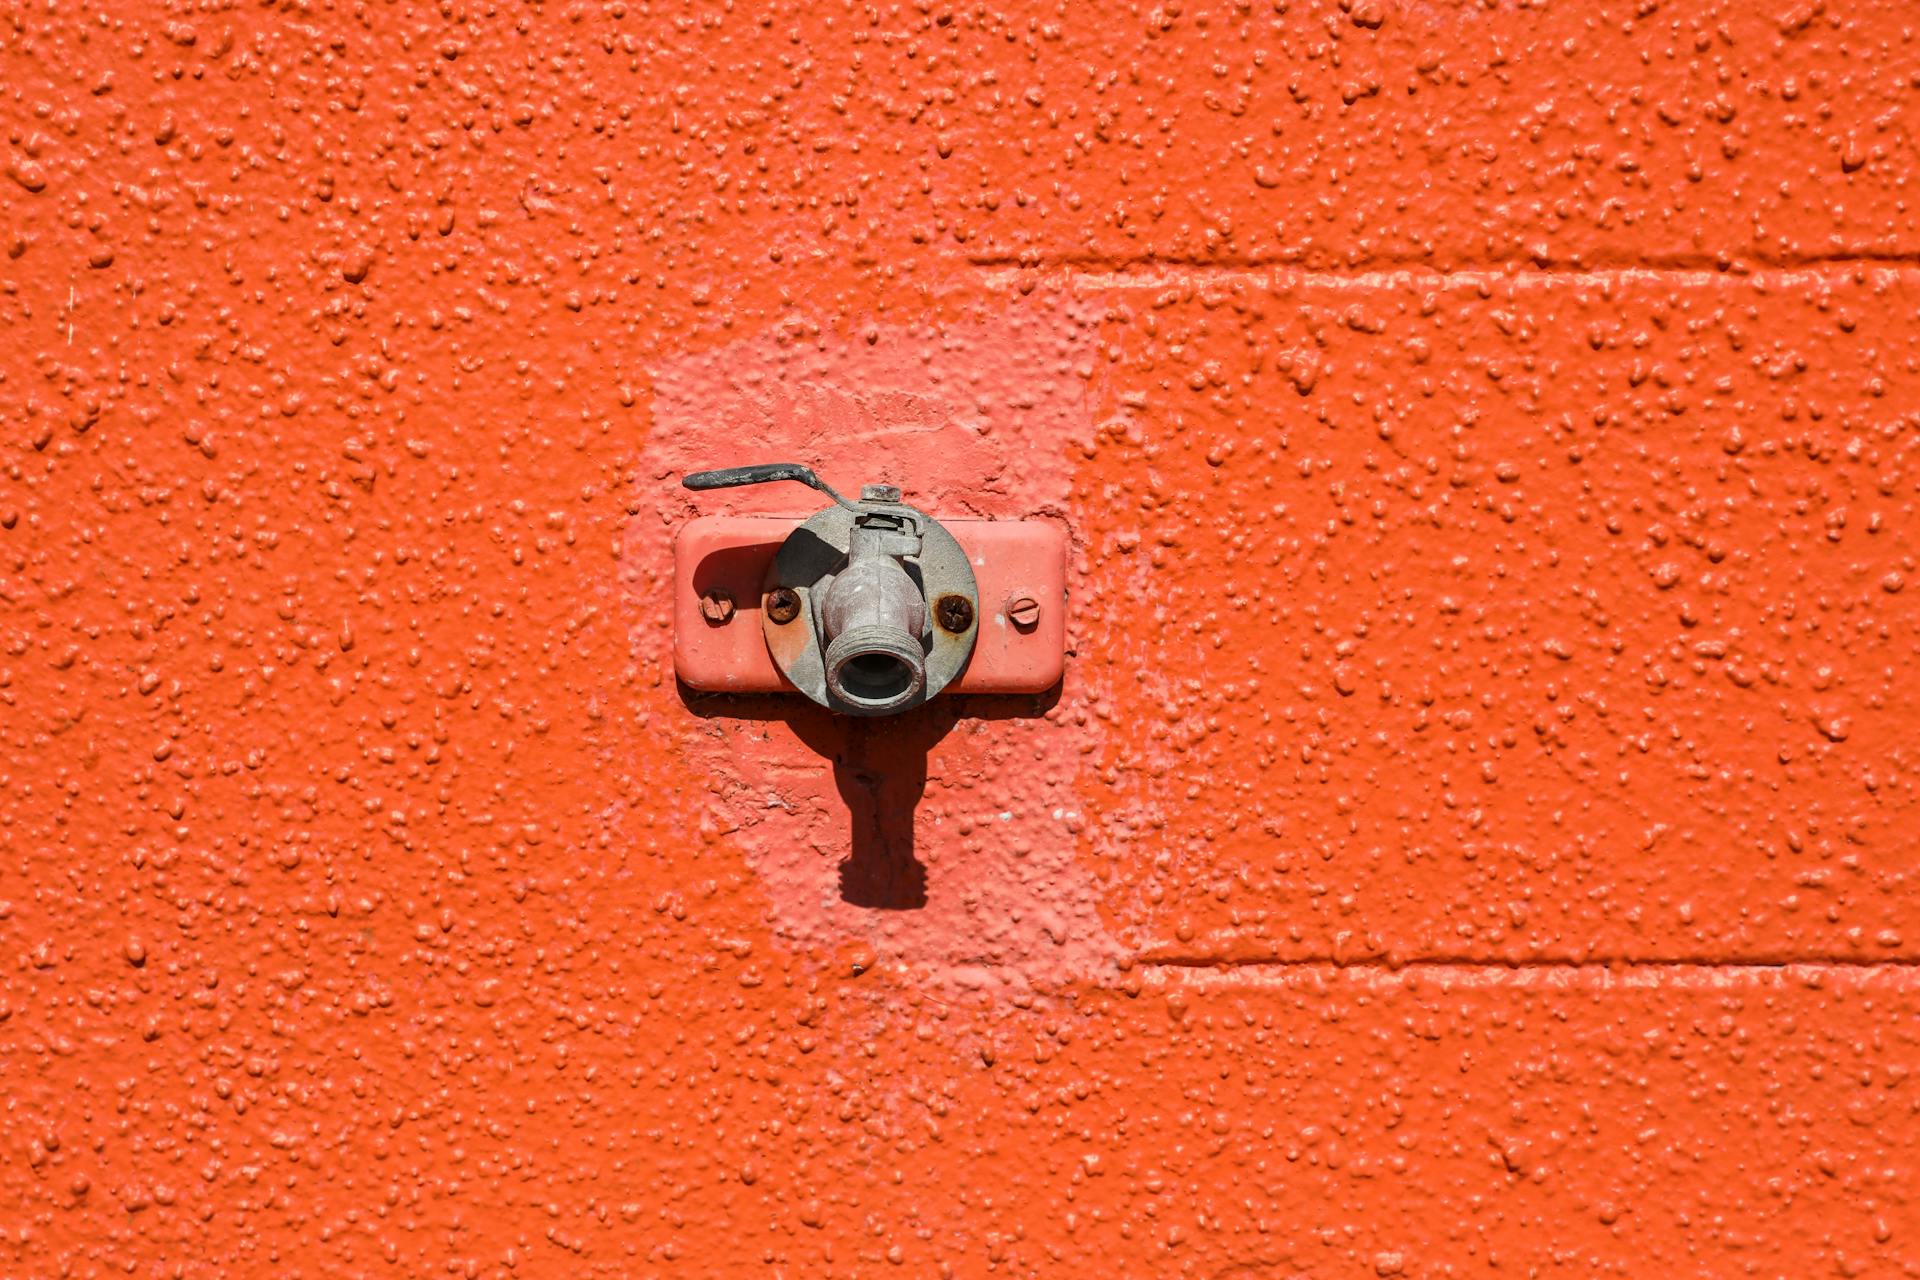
[
  {"left": 679, "top": 463, "right": 988, "bottom": 716},
  {"left": 675, "top": 512, "right": 1065, "bottom": 700},
  {"left": 815, "top": 522, "right": 931, "bottom": 713},
  {"left": 823, "top": 624, "right": 927, "bottom": 713}
]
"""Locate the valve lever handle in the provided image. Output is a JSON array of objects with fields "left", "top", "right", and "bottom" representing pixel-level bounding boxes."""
[{"left": 682, "top": 463, "right": 860, "bottom": 512}]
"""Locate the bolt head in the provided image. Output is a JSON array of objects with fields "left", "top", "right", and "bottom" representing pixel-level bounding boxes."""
[
  {"left": 935, "top": 594, "right": 975, "bottom": 633},
  {"left": 859, "top": 483, "right": 903, "bottom": 504},
  {"left": 765, "top": 587, "right": 802, "bottom": 625},
  {"left": 700, "top": 589, "right": 735, "bottom": 624},
  {"left": 1007, "top": 596, "right": 1041, "bottom": 631}
]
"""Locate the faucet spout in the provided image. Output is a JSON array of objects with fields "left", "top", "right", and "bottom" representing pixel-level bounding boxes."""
[{"left": 818, "top": 514, "right": 929, "bottom": 714}]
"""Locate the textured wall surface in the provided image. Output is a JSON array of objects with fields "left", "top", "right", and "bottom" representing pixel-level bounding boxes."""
[{"left": 4, "top": 0, "right": 1919, "bottom": 1276}]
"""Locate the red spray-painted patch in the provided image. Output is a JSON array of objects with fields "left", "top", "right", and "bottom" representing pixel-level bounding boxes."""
[{"left": 626, "top": 297, "right": 1123, "bottom": 985}]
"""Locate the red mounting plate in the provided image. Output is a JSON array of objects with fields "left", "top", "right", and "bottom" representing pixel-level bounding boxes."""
[{"left": 674, "top": 516, "right": 1067, "bottom": 695}]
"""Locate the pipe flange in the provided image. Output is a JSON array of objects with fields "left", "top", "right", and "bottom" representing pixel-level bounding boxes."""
[{"left": 762, "top": 503, "right": 978, "bottom": 716}]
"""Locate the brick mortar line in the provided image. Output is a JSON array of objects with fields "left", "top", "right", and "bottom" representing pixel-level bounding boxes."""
[
  {"left": 1134, "top": 957, "right": 1920, "bottom": 986},
  {"left": 972, "top": 254, "right": 1920, "bottom": 290}
]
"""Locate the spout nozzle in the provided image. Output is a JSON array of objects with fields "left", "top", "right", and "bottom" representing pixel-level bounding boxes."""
[{"left": 823, "top": 625, "right": 927, "bottom": 715}]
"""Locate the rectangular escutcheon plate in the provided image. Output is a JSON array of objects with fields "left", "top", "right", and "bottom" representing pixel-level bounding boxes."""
[{"left": 674, "top": 516, "right": 1067, "bottom": 695}]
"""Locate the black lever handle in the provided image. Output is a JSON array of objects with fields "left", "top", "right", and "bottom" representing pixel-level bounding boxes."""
[{"left": 682, "top": 463, "right": 859, "bottom": 512}]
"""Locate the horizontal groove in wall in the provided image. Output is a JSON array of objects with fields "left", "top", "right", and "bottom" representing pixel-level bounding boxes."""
[
  {"left": 1134, "top": 956, "right": 1920, "bottom": 989},
  {"left": 971, "top": 252, "right": 1920, "bottom": 291}
]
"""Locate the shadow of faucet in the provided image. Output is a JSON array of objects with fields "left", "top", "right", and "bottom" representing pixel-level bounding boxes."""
[
  {"left": 676, "top": 685, "right": 1059, "bottom": 910},
  {"left": 820, "top": 714, "right": 937, "bottom": 909}
]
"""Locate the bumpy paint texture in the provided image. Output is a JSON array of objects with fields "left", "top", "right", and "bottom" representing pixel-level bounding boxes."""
[{"left": 4, "top": 0, "right": 1919, "bottom": 1276}]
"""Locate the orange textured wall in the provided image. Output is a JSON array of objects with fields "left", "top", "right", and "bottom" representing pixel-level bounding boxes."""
[{"left": 5, "top": 0, "right": 1920, "bottom": 1275}]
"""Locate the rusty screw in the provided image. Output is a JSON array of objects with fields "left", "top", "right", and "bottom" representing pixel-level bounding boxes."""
[
  {"left": 700, "top": 588, "right": 735, "bottom": 625},
  {"left": 765, "top": 586, "right": 802, "bottom": 625},
  {"left": 935, "top": 594, "right": 975, "bottom": 633},
  {"left": 1007, "top": 596, "right": 1041, "bottom": 632}
]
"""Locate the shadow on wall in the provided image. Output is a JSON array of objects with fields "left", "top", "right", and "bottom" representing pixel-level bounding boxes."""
[{"left": 678, "top": 686, "right": 1060, "bottom": 910}]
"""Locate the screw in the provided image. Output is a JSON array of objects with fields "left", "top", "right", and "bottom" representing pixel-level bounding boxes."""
[
  {"left": 1007, "top": 596, "right": 1041, "bottom": 632},
  {"left": 765, "top": 587, "right": 802, "bottom": 625},
  {"left": 935, "top": 594, "right": 975, "bottom": 633},
  {"left": 700, "top": 589, "right": 735, "bottom": 625}
]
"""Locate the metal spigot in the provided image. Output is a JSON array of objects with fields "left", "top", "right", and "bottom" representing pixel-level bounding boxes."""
[{"left": 681, "top": 465, "right": 979, "bottom": 716}]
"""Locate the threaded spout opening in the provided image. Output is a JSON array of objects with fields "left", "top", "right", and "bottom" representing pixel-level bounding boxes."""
[{"left": 823, "top": 625, "right": 926, "bottom": 714}]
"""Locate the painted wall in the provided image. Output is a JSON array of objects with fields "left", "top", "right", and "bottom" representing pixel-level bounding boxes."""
[{"left": 4, "top": 0, "right": 1918, "bottom": 1274}]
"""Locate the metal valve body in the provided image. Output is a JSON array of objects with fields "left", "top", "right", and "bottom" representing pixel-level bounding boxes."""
[
  {"left": 816, "top": 501, "right": 932, "bottom": 713},
  {"left": 681, "top": 467, "right": 982, "bottom": 716}
]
